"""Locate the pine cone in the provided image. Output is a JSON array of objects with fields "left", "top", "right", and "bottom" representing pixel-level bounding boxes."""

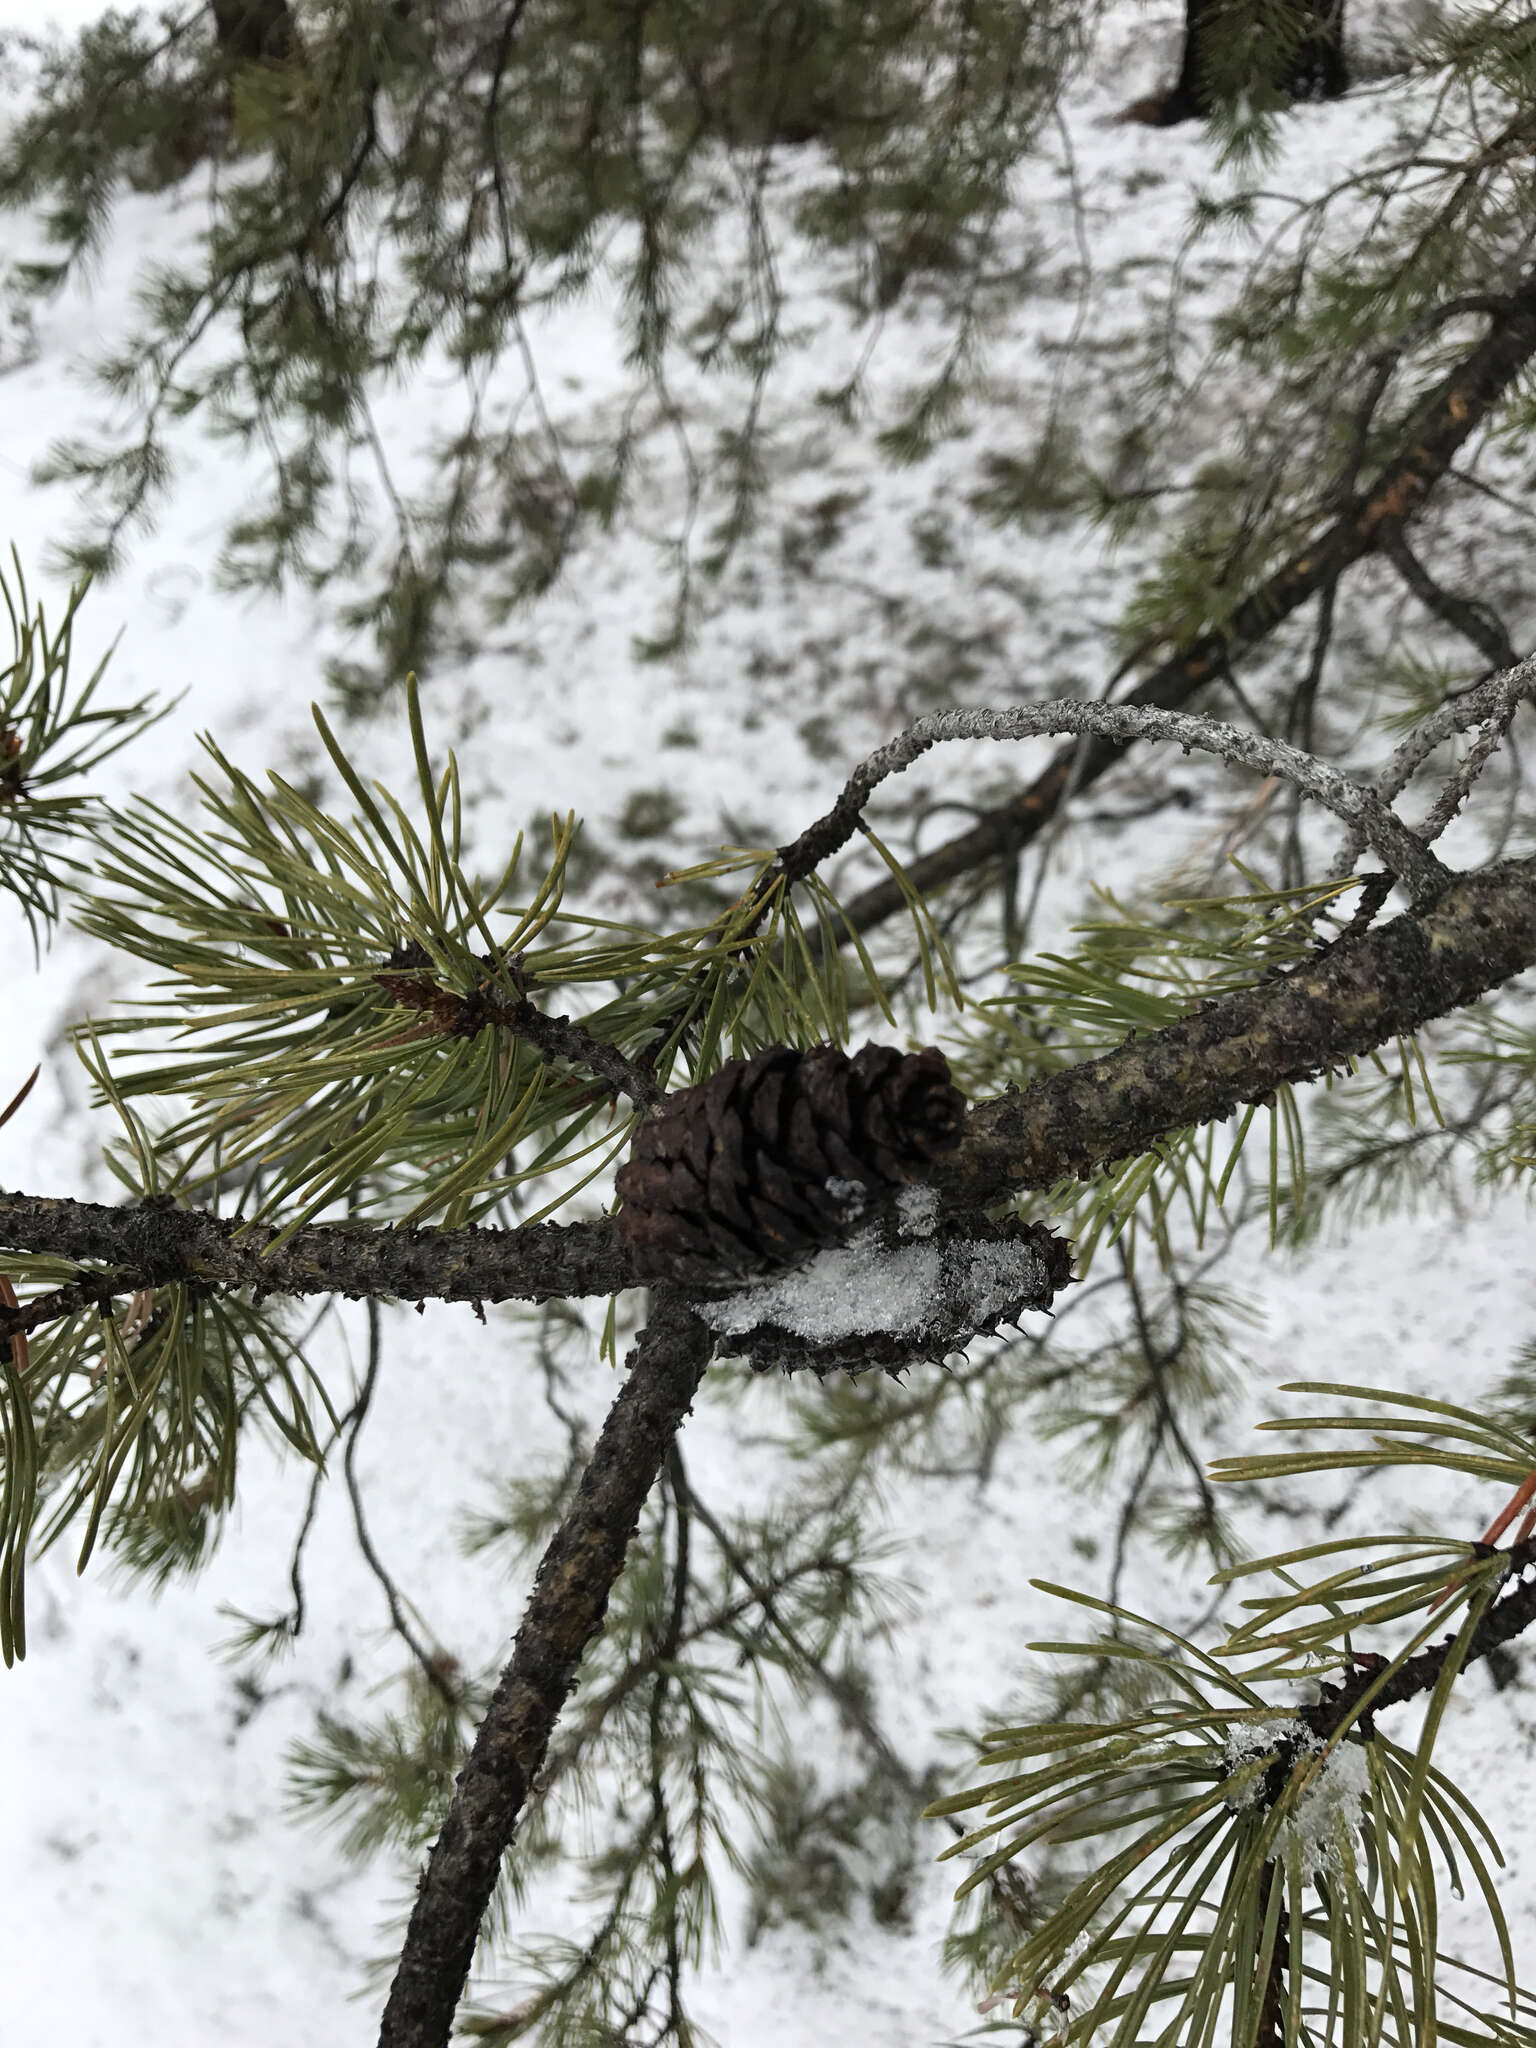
[{"left": 614, "top": 1041, "right": 966, "bottom": 1285}]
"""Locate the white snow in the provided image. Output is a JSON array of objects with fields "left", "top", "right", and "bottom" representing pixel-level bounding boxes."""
[
  {"left": 1288, "top": 1742, "right": 1372, "bottom": 1883},
  {"left": 0, "top": 4, "right": 1528, "bottom": 2044},
  {"left": 1223, "top": 1721, "right": 1372, "bottom": 1882},
  {"left": 825, "top": 1175, "right": 869, "bottom": 1222},
  {"left": 895, "top": 1183, "right": 940, "bottom": 1238},
  {"left": 956, "top": 1237, "right": 1042, "bottom": 1325},
  {"left": 1223, "top": 1716, "right": 1303, "bottom": 1804},
  {"left": 702, "top": 1230, "right": 943, "bottom": 1342},
  {"left": 699, "top": 1213, "right": 1048, "bottom": 1347}
]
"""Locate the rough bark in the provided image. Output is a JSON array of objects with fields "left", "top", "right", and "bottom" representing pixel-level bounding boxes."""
[
  {"left": 0, "top": 1202, "right": 631, "bottom": 1343},
  {"left": 938, "top": 858, "right": 1536, "bottom": 1205},
  {"left": 375, "top": 1301, "right": 711, "bottom": 2048}
]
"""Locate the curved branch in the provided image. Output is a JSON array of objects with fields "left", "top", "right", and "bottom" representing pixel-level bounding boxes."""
[
  {"left": 376, "top": 1298, "right": 711, "bottom": 2048},
  {"left": 1378, "top": 520, "right": 1518, "bottom": 671},
  {"left": 827, "top": 266, "right": 1536, "bottom": 941},
  {"left": 1330, "top": 657, "right": 1536, "bottom": 878},
  {"left": 778, "top": 700, "right": 1450, "bottom": 905}
]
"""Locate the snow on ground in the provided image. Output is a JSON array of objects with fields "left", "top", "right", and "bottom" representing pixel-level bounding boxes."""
[{"left": 0, "top": 5, "right": 1532, "bottom": 2044}]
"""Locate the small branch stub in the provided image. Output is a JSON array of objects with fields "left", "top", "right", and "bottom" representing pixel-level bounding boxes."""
[{"left": 613, "top": 1042, "right": 966, "bottom": 1285}]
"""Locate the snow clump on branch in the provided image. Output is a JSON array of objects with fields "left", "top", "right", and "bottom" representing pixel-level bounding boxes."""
[
  {"left": 698, "top": 1195, "right": 1072, "bottom": 1376},
  {"left": 1223, "top": 1720, "right": 1371, "bottom": 1883}
]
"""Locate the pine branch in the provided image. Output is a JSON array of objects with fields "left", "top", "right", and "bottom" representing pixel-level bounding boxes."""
[
  {"left": 1378, "top": 520, "right": 1517, "bottom": 671},
  {"left": 4, "top": 858, "right": 1536, "bottom": 1343},
  {"left": 375, "top": 957, "right": 663, "bottom": 1109},
  {"left": 376, "top": 1297, "right": 710, "bottom": 2048},
  {"left": 0, "top": 1201, "right": 630, "bottom": 1340},
  {"left": 777, "top": 699, "right": 1451, "bottom": 905},
  {"left": 940, "top": 856, "right": 1536, "bottom": 1203},
  {"left": 1330, "top": 655, "right": 1536, "bottom": 875},
  {"left": 1304, "top": 1531, "right": 1536, "bottom": 1741},
  {"left": 1376, "top": 661, "right": 1536, "bottom": 810},
  {"left": 828, "top": 268, "right": 1536, "bottom": 941},
  {"left": 1416, "top": 672, "right": 1531, "bottom": 847}
]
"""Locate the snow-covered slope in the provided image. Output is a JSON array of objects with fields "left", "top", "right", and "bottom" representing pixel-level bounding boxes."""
[{"left": 0, "top": 5, "right": 1532, "bottom": 2044}]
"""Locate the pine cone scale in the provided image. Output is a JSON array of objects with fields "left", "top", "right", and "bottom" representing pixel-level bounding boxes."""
[{"left": 614, "top": 1040, "right": 968, "bottom": 1285}]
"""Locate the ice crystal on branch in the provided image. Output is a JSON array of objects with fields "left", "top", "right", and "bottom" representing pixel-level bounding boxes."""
[{"left": 1222, "top": 1721, "right": 1371, "bottom": 1883}]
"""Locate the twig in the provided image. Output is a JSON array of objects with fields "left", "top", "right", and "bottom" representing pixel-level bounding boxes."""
[
  {"left": 1378, "top": 521, "right": 1517, "bottom": 671},
  {"left": 1380, "top": 659, "right": 1536, "bottom": 808},
  {"left": 673, "top": 1464, "right": 919, "bottom": 1794},
  {"left": 345, "top": 1298, "right": 457, "bottom": 1706},
  {"left": 1284, "top": 568, "right": 1338, "bottom": 759},
  {"left": 1416, "top": 667, "right": 1532, "bottom": 846},
  {"left": 1330, "top": 656, "right": 1536, "bottom": 875},
  {"left": 821, "top": 261, "right": 1536, "bottom": 944},
  {"left": 1304, "top": 1529, "right": 1536, "bottom": 1743},
  {"left": 1313, "top": 868, "right": 1395, "bottom": 956},
  {"left": 377, "top": 958, "right": 662, "bottom": 1110},
  {"left": 376, "top": 1298, "right": 710, "bottom": 2048},
  {"left": 1338, "top": 296, "right": 1511, "bottom": 506},
  {"left": 1107, "top": 1260, "right": 1222, "bottom": 1616},
  {"left": 282, "top": 1445, "right": 331, "bottom": 1646},
  {"left": 777, "top": 700, "right": 1450, "bottom": 906}
]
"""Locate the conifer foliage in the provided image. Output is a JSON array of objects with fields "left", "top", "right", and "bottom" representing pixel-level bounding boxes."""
[
  {"left": 5, "top": 6, "right": 1536, "bottom": 2047},
  {"left": 0, "top": 0, "right": 1086, "bottom": 685}
]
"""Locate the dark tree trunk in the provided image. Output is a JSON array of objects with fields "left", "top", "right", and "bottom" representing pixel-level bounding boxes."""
[
  {"left": 1125, "top": 0, "right": 1347, "bottom": 126},
  {"left": 210, "top": 0, "right": 302, "bottom": 68}
]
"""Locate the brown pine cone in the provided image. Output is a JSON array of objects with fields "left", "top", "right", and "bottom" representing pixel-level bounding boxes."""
[{"left": 614, "top": 1041, "right": 966, "bottom": 1285}]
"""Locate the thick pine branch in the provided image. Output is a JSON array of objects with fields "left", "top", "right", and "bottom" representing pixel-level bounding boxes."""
[
  {"left": 828, "top": 271, "right": 1536, "bottom": 940},
  {"left": 0, "top": 1203, "right": 630, "bottom": 1340},
  {"left": 940, "top": 857, "right": 1536, "bottom": 1203},
  {"left": 3, "top": 858, "right": 1535, "bottom": 1343},
  {"left": 376, "top": 1298, "right": 710, "bottom": 2048}
]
